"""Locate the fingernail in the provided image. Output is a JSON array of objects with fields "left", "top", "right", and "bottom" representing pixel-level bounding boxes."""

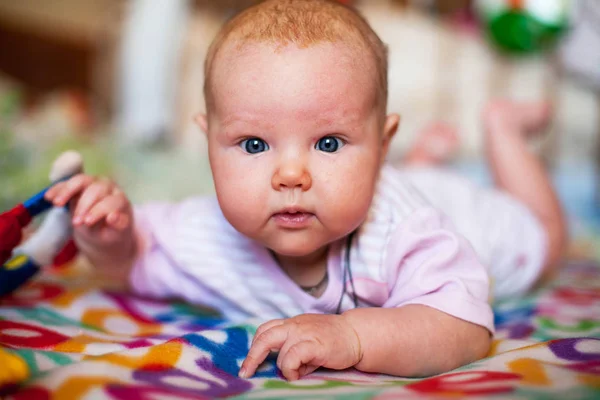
[
  {"left": 238, "top": 368, "right": 247, "bottom": 379},
  {"left": 85, "top": 216, "right": 94, "bottom": 224},
  {"left": 73, "top": 216, "right": 82, "bottom": 224}
]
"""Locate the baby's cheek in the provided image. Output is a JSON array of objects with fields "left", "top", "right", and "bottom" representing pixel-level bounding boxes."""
[
  {"left": 318, "top": 179, "right": 374, "bottom": 232},
  {"left": 215, "top": 176, "right": 268, "bottom": 234}
]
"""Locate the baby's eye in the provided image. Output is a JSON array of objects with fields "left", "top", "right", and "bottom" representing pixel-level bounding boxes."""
[
  {"left": 240, "top": 138, "right": 269, "bottom": 154},
  {"left": 316, "top": 136, "right": 345, "bottom": 153}
]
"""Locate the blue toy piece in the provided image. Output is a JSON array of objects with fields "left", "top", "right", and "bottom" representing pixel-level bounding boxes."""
[
  {"left": 22, "top": 183, "right": 57, "bottom": 218},
  {"left": 0, "top": 254, "right": 41, "bottom": 297}
]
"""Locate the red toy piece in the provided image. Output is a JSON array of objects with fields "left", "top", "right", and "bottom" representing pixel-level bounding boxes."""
[
  {"left": 51, "top": 239, "right": 79, "bottom": 268},
  {"left": 0, "top": 204, "right": 33, "bottom": 265}
]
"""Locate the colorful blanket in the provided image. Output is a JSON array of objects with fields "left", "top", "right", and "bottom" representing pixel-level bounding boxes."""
[{"left": 1, "top": 258, "right": 599, "bottom": 399}]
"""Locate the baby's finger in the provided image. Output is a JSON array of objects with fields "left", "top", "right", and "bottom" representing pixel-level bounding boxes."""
[
  {"left": 277, "top": 334, "right": 299, "bottom": 371},
  {"left": 240, "top": 325, "right": 288, "bottom": 378},
  {"left": 252, "top": 319, "right": 285, "bottom": 345},
  {"left": 44, "top": 181, "right": 66, "bottom": 201},
  {"left": 106, "top": 211, "right": 131, "bottom": 231},
  {"left": 73, "top": 180, "right": 113, "bottom": 221},
  {"left": 81, "top": 194, "right": 128, "bottom": 226},
  {"left": 279, "top": 341, "right": 318, "bottom": 381},
  {"left": 276, "top": 335, "right": 321, "bottom": 373},
  {"left": 46, "top": 174, "right": 94, "bottom": 207}
]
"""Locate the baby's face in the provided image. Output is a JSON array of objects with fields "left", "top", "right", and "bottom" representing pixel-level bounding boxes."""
[{"left": 201, "top": 42, "right": 397, "bottom": 258}]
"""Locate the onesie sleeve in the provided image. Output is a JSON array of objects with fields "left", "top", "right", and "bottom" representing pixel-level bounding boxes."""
[
  {"left": 128, "top": 199, "right": 215, "bottom": 301},
  {"left": 383, "top": 207, "right": 494, "bottom": 333}
]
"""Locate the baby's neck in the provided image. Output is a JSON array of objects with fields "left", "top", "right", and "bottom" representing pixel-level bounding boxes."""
[{"left": 273, "top": 246, "right": 329, "bottom": 290}]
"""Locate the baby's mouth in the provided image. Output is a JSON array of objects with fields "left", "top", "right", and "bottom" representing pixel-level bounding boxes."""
[{"left": 272, "top": 209, "right": 315, "bottom": 228}]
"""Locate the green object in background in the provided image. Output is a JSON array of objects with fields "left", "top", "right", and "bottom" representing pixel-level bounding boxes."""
[{"left": 476, "top": 0, "right": 570, "bottom": 54}]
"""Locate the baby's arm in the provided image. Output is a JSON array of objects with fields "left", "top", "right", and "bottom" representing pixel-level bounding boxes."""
[
  {"left": 343, "top": 305, "right": 490, "bottom": 377},
  {"left": 240, "top": 305, "right": 490, "bottom": 380},
  {"left": 345, "top": 207, "right": 493, "bottom": 376},
  {"left": 346, "top": 208, "right": 494, "bottom": 376}
]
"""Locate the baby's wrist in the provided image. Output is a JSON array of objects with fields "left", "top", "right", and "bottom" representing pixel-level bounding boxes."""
[
  {"left": 340, "top": 311, "right": 364, "bottom": 368},
  {"left": 81, "top": 228, "right": 138, "bottom": 270}
]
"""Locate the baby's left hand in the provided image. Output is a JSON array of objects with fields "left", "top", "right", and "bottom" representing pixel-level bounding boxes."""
[{"left": 240, "top": 314, "right": 362, "bottom": 381}]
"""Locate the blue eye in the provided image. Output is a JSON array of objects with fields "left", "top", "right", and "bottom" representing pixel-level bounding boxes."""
[
  {"left": 316, "top": 136, "right": 344, "bottom": 153},
  {"left": 240, "top": 138, "right": 269, "bottom": 154}
]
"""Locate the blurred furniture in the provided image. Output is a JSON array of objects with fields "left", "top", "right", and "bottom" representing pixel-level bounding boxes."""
[{"left": 0, "top": 0, "right": 121, "bottom": 114}]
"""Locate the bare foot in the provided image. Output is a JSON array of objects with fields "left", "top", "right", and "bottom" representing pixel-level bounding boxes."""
[
  {"left": 484, "top": 100, "right": 553, "bottom": 138},
  {"left": 404, "top": 122, "right": 460, "bottom": 166}
]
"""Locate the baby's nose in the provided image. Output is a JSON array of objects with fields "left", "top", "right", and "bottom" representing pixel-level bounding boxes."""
[{"left": 272, "top": 159, "right": 312, "bottom": 191}]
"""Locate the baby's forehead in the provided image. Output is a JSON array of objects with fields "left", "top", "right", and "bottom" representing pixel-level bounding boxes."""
[
  {"left": 213, "top": 39, "right": 376, "bottom": 83},
  {"left": 208, "top": 41, "right": 381, "bottom": 125}
]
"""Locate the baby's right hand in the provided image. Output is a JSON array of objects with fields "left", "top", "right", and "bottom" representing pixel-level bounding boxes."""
[{"left": 44, "top": 174, "right": 134, "bottom": 249}]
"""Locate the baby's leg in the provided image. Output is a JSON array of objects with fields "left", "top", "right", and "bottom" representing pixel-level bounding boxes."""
[
  {"left": 404, "top": 123, "right": 459, "bottom": 166},
  {"left": 484, "top": 100, "right": 567, "bottom": 282}
]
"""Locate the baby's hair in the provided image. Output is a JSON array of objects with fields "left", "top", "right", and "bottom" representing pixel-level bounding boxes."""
[{"left": 203, "top": 0, "right": 389, "bottom": 114}]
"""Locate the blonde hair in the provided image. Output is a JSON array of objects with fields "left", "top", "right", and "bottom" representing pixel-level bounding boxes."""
[{"left": 203, "top": 0, "right": 388, "bottom": 114}]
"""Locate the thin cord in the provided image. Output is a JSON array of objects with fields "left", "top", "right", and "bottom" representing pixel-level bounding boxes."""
[
  {"left": 335, "top": 251, "right": 348, "bottom": 314},
  {"left": 336, "top": 230, "right": 358, "bottom": 314},
  {"left": 347, "top": 245, "right": 358, "bottom": 308}
]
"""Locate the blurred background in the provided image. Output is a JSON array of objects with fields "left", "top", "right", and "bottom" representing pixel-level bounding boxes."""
[{"left": 0, "top": 0, "right": 599, "bottom": 250}]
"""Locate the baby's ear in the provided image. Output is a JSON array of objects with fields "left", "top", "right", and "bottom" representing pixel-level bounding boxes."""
[
  {"left": 382, "top": 113, "right": 400, "bottom": 159},
  {"left": 194, "top": 113, "right": 209, "bottom": 135}
]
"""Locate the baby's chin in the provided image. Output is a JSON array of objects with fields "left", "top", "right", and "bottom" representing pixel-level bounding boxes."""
[
  {"left": 262, "top": 235, "right": 332, "bottom": 259},
  {"left": 267, "top": 242, "right": 324, "bottom": 258},
  {"left": 256, "top": 223, "right": 362, "bottom": 259}
]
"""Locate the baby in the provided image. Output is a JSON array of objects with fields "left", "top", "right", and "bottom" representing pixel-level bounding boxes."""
[{"left": 45, "top": 0, "right": 566, "bottom": 381}]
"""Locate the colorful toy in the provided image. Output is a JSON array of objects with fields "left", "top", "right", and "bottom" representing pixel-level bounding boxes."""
[
  {"left": 475, "top": 0, "right": 570, "bottom": 54},
  {"left": 0, "top": 151, "right": 83, "bottom": 296}
]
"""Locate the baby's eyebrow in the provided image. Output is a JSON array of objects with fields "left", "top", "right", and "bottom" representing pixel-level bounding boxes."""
[
  {"left": 220, "top": 115, "right": 263, "bottom": 130},
  {"left": 219, "top": 115, "right": 277, "bottom": 135},
  {"left": 312, "top": 112, "right": 361, "bottom": 128},
  {"left": 221, "top": 114, "right": 255, "bottom": 126}
]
